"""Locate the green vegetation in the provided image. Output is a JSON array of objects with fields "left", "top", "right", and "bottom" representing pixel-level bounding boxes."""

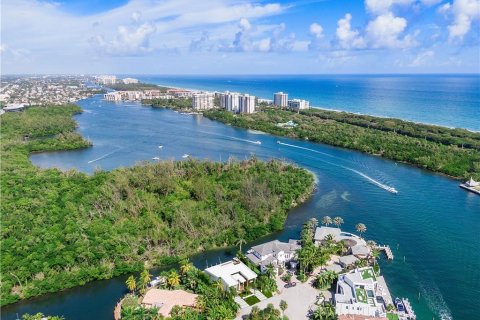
[
  {"left": 361, "top": 268, "right": 376, "bottom": 280},
  {"left": 107, "top": 83, "right": 170, "bottom": 92},
  {"left": 245, "top": 295, "right": 261, "bottom": 306},
  {"left": 142, "top": 97, "right": 193, "bottom": 111},
  {"left": 246, "top": 303, "right": 288, "bottom": 320},
  {"left": 387, "top": 313, "right": 400, "bottom": 320},
  {"left": 309, "top": 302, "right": 337, "bottom": 320},
  {"left": 355, "top": 288, "right": 368, "bottom": 304},
  {"left": 204, "top": 108, "right": 480, "bottom": 179},
  {"left": 0, "top": 106, "right": 314, "bottom": 306}
]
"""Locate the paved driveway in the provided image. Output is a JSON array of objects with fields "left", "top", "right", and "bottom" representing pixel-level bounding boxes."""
[{"left": 235, "top": 275, "right": 331, "bottom": 319}]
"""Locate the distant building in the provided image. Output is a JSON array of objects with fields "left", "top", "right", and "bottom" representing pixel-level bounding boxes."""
[
  {"left": 167, "top": 89, "right": 194, "bottom": 98},
  {"left": 219, "top": 91, "right": 256, "bottom": 113},
  {"left": 103, "top": 92, "right": 123, "bottom": 101},
  {"left": 246, "top": 239, "right": 300, "bottom": 274},
  {"left": 192, "top": 92, "right": 215, "bottom": 110},
  {"left": 258, "top": 98, "right": 273, "bottom": 105},
  {"left": 274, "top": 92, "right": 288, "bottom": 107},
  {"left": 239, "top": 94, "right": 256, "bottom": 114},
  {"left": 204, "top": 259, "right": 257, "bottom": 291},
  {"left": 3, "top": 103, "right": 25, "bottom": 112},
  {"left": 96, "top": 75, "right": 117, "bottom": 85},
  {"left": 288, "top": 99, "right": 309, "bottom": 111},
  {"left": 122, "top": 78, "right": 139, "bottom": 84}
]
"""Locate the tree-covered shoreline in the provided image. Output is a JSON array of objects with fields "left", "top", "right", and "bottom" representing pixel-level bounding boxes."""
[
  {"left": 204, "top": 107, "right": 480, "bottom": 180},
  {"left": 0, "top": 105, "right": 314, "bottom": 306}
]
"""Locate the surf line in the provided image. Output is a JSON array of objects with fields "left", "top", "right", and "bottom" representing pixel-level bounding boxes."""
[
  {"left": 88, "top": 148, "right": 122, "bottom": 164},
  {"left": 277, "top": 140, "right": 398, "bottom": 194}
]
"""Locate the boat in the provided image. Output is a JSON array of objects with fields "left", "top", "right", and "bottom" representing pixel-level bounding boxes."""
[
  {"left": 253, "top": 141, "right": 261, "bottom": 145},
  {"left": 182, "top": 154, "right": 189, "bottom": 158},
  {"left": 386, "top": 186, "right": 398, "bottom": 194},
  {"left": 394, "top": 297, "right": 405, "bottom": 314},
  {"left": 152, "top": 157, "right": 160, "bottom": 160},
  {"left": 459, "top": 177, "right": 480, "bottom": 195},
  {"left": 158, "top": 145, "right": 163, "bottom": 149}
]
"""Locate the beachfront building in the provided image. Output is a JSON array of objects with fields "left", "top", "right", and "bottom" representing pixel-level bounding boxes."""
[
  {"left": 141, "top": 289, "right": 198, "bottom": 318},
  {"left": 288, "top": 99, "right": 310, "bottom": 111},
  {"left": 167, "top": 89, "right": 194, "bottom": 98},
  {"left": 335, "top": 267, "right": 390, "bottom": 317},
  {"left": 192, "top": 92, "right": 215, "bottom": 110},
  {"left": 96, "top": 75, "right": 117, "bottom": 85},
  {"left": 246, "top": 240, "right": 300, "bottom": 274},
  {"left": 274, "top": 92, "right": 288, "bottom": 107},
  {"left": 239, "top": 94, "right": 256, "bottom": 114},
  {"left": 104, "top": 92, "right": 123, "bottom": 101},
  {"left": 122, "top": 78, "right": 139, "bottom": 84},
  {"left": 204, "top": 259, "right": 257, "bottom": 291},
  {"left": 219, "top": 91, "right": 256, "bottom": 113},
  {"left": 258, "top": 98, "right": 273, "bottom": 105},
  {"left": 314, "top": 227, "right": 371, "bottom": 259}
]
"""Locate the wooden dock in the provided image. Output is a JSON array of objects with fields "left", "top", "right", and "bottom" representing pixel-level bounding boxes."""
[{"left": 375, "top": 245, "right": 394, "bottom": 260}]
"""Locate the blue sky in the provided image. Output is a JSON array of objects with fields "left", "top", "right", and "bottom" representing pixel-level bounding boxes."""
[{"left": 2, "top": 0, "right": 479, "bottom": 74}]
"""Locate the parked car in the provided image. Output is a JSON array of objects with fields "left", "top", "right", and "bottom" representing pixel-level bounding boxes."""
[{"left": 284, "top": 281, "right": 297, "bottom": 288}]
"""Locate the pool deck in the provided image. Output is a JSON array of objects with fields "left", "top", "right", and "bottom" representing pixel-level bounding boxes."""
[{"left": 376, "top": 275, "right": 393, "bottom": 306}]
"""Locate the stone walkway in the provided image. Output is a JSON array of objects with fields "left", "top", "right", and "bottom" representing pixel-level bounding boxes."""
[
  {"left": 234, "top": 296, "right": 249, "bottom": 309},
  {"left": 253, "top": 289, "right": 267, "bottom": 301}
]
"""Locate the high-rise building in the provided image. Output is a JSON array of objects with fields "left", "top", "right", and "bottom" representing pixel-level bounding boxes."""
[
  {"left": 288, "top": 99, "right": 310, "bottom": 111},
  {"left": 219, "top": 91, "right": 256, "bottom": 114},
  {"left": 96, "top": 75, "right": 117, "bottom": 85},
  {"left": 192, "top": 93, "right": 215, "bottom": 110},
  {"left": 273, "top": 92, "right": 288, "bottom": 107},
  {"left": 239, "top": 94, "right": 256, "bottom": 114}
]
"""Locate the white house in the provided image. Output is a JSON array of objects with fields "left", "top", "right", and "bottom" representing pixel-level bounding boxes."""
[
  {"left": 335, "top": 267, "right": 388, "bottom": 317},
  {"left": 246, "top": 240, "right": 300, "bottom": 274},
  {"left": 204, "top": 259, "right": 257, "bottom": 291},
  {"left": 314, "top": 227, "right": 371, "bottom": 259}
]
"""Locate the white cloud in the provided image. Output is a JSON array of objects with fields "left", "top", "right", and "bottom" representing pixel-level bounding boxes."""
[
  {"left": 365, "top": 13, "right": 418, "bottom": 48},
  {"left": 408, "top": 50, "right": 435, "bottom": 66},
  {"left": 441, "top": 0, "right": 480, "bottom": 42},
  {"left": 336, "top": 14, "right": 366, "bottom": 49},
  {"left": 365, "top": 0, "right": 415, "bottom": 14},
  {"left": 310, "top": 23, "right": 324, "bottom": 38}
]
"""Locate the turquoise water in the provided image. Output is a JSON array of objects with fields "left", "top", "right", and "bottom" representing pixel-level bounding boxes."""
[
  {"left": 3, "top": 95, "right": 479, "bottom": 320},
  {"left": 136, "top": 74, "right": 480, "bottom": 131}
]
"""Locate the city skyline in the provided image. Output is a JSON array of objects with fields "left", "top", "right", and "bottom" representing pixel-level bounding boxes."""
[{"left": 2, "top": 0, "right": 480, "bottom": 74}]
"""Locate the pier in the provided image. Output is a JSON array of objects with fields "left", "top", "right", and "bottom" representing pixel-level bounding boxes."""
[
  {"left": 375, "top": 245, "right": 394, "bottom": 260},
  {"left": 402, "top": 298, "right": 417, "bottom": 319}
]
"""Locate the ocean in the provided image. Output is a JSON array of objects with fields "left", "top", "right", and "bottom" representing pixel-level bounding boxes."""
[{"left": 135, "top": 74, "right": 480, "bottom": 131}]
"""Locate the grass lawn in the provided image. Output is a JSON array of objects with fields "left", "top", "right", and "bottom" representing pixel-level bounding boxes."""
[
  {"left": 361, "top": 268, "right": 376, "bottom": 280},
  {"left": 387, "top": 313, "right": 400, "bottom": 320},
  {"left": 245, "top": 295, "right": 261, "bottom": 306},
  {"left": 355, "top": 288, "right": 368, "bottom": 304}
]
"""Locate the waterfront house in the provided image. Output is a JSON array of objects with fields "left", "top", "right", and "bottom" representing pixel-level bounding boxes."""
[
  {"left": 141, "top": 289, "right": 198, "bottom": 317},
  {"left": 204, "top": 259, "right": 257, "bottom": 291},
  {"left": 314, "top": 227, "right": 371, "bottom": 259},
  {"left": 335, "top": 267, "right": 389, "bottom": 317},
  {"left": 339, "top": 255, "right": 359, "bottom": 268},
  {"left": 246, "top": 239, "right": 301, "bottom": 274}
]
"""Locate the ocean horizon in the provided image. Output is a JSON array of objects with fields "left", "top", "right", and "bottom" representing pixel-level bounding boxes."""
[{"left": 131, "top": 74, "right": 480, "bottom": 131}]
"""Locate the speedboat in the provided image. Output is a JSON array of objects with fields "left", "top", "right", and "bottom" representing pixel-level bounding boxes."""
[
  {"left": 394, "top": 297, "right": 405, "bottom": 313},
  {"left": 152, "top": 157, "right": 160, "bottom": 160},
  {"left": 253, "top": 141, "right": 261, "bottom": 145},
  {"left": 182, "top": 154, "right": 189, "bottom": 158},
  {"left": 158, "top": 145, "right": 163, "bottom": 149},
  {"left": 388, "top": 187, "right": 399, "bottom": 194}
]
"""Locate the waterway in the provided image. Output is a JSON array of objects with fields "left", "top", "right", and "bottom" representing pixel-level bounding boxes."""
[{"left": 3, "top": 95, "right": 479, "bottom": 320}]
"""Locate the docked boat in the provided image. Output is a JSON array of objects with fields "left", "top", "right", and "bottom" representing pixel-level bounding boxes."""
[{"left": 459, "top": 177, "right": 480, "bottom": 195}]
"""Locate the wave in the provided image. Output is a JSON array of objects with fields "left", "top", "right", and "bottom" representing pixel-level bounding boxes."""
[
  {"left": 277, "top": 140, "right": 398, "bottom": 193},
  {"left": 87, "top": 148, "right": 122, "bottom": 164}
]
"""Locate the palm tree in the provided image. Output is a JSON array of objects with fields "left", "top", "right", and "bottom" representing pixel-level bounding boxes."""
[
  {"left": 167, "top": 270, "right": 180, "bottom": 289},
  {"left": 355, "top": 223, "right": 367, "bottom": 238},
  {"left": 322, "top": 216, "right": 332, "bottom": 227},
  {"left": 310, "top": 217, "right": 319, "bottom": 231},
  {"left": 264, "top": 263, "right": 276, "bottom": 279},
  {"left": 180, "top": 261, "right": 193, "bottom": 275},
  {"left": 236, "top": 238, "right": 247, "bottom": 253},
  {"left": 370, "top": 248, "right": 380, "bottom": 266},
  {"left": 139, "top": 269, "right": 152, "bottom": 295},
  {"left": 125, "top": 275, "right": 136, "bottom": 294},
  {"left": 333, "top": 217, "right": 344, "bottom": 228},
  {"left": 279, "top": 300, "right": 288, "bottom": 316},
  {"left": 196, "top": 296, "right": 207, "bottom": 312}
]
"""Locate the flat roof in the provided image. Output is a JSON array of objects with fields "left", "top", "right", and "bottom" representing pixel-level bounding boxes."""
[
  {"left": 205, "top": 260, "right": 257, "bottom": 287},
  {"left": 142, "top": 289, "right": 197, "bottom": 317}
]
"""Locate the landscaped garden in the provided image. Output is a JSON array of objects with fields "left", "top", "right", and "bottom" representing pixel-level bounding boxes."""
[
  {"left": 361, "top": 268, "right": 376, "bottom": 280},
  {"left": 355, "top": 288, "right": 368, "bottom": 304}
]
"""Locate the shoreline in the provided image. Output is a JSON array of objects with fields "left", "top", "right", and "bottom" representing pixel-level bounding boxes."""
[{"left": 144, "top": 82, "right": 479, "bottom": 133}]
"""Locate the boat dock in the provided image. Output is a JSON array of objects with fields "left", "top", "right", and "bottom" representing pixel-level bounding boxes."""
[
  {"left": 375, "top": 245, "right": 394, "bottom": 260},
  {"left": 402, "top": 298, "right": 416, "bottom": 319}
]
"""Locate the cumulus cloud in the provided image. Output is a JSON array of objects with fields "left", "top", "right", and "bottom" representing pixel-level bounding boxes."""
[
  {"left": 365, "top": 13, "right": 418, "bottom": 48},
  {"left": 365, "top": 0, "right": 415, "bottom": 14},
  {"left": 440, "top": 0, "right": 480, "bottom": 42},
  {"left": 90, "top": 22, "right": 157, "bottom": 56},
  {"left": 336, "top": 14, "right": 366, "bottom": 49},
  {"left": 308, "top": 22, "right": 326, "bottom": 51}
]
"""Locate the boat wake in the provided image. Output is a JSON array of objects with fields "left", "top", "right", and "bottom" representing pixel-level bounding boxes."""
[
  {"left": 277, "top": 140, "right": 398, "bottom": 194},
  {"left": 87, "top": 148, "right": 122, "bottom": 164},
  {"left": 224, "top": 135, "right": 261, "bottom": 145}
]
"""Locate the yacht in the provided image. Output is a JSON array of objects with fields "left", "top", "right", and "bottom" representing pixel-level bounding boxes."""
[
  {"left": 182, "top": 154, "right": 189, "bottom": 158},
  {"left": 152, "top": 157, "right": 160, "bottom": 160}
]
